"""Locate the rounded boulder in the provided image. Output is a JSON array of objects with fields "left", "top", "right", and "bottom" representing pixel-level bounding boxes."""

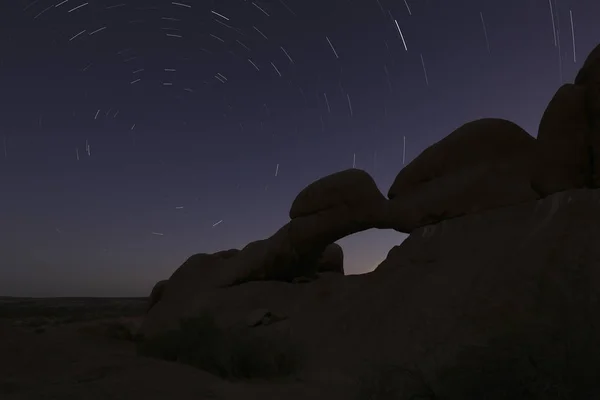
[
  {"left": 290, "top": 169, "right": 387, "bottom": 219},
  {"left": 388, "top": 118, "right": 536, "bottom": 200}
]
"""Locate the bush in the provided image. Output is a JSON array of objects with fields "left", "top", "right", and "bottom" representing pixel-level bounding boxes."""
[{"left": 137, "top": 313, "right": 300, "bottom": 380}]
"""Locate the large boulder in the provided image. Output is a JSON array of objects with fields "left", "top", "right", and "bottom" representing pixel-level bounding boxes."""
[
  {"left": 573, "top": 44, "right": 600, "bottom": 187},
  {"left": 531, "top": 84, "right": 591, "bottom": 196},
  {"left": 385, "top": 157, "right": 538, "bottom": 231},
  {"left": 316, "top": 243, "right": 344, "bottom": 274},
  {"left": 159, "top": 253, "right": 228, "bottom": 304},
  {"left": 388, "top": 118, "right": 536, "bottom": 199},
  {"left": 574, "top": 43, "right": 600, "bottom": 85},
  {"left": 368, "top": 189, "right": 600, "bottom": 398},
  {"left": 385, "top": 118, "right": 538, "bottom": 231},
  {"left": 289, "top": 169, "right": 387, "bottom": 219},
  {"left": 578, "top": 46, "right": 600, "bottom": 188},
  {"left": 146, "top": 279, "right": 168, "bottom": 312}
]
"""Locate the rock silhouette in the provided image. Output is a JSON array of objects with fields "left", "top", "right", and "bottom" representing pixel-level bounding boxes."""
[
  {"left": 146, "top": 280, "right": 167, "bottom": 312},
  {"left": 386, "top": 118, "right": 539, "bottom": 230},
  {"left": 388, "top": 118, "right": 536, "bottom": 199},
  {"left": 316, "top": 243, "right": 344, "bottom": 274},
  {"left": 534, "top": 43, "right": 600, "bottom": 194},
  {"left": 532, "top": 83, "right": 591, "bottom": 194},
  {"left": 289, "top": 168, "right": 387, "bottom": 219},
  {"left": 138, "top": 43, "right": 600, "bottom": 400}
]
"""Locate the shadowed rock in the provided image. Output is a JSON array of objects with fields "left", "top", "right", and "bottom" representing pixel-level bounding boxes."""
[
  {"left": 574, "top": 43, "right": 600, "bottom": 85},
  {"left": 289, "top": 169, "right": 387, "bottom": 219},
  {"left": 147, "top": 280, "right": 168, "bottom": 312},
  {"left": 386, "top": 118, "right": 538, "bottom": 231},
  {"left": 141, "top": 188, "right": 600, "bottom": 399},
  {"left": 316, "top": 243, "right": 344, "bottom": 274},
  {"left": 214, "top": 248, "right": 240, "bottom": 259},
  {"left": 531, "top": 84, "right": 591, "bottom": 196},
  {"left": 388, "top": 118, "right": 536, "bottom": 200},
  {"left": 553, "top": 44, "right": 600, "bottom": 190},
  {"left": 578, "top": 46, "right": 600, "bottom": 187}
]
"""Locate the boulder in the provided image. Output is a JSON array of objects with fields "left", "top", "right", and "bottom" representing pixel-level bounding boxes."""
[
  {"left": 573, "top": 44, "right": 600, "bottom": 187},
  {"left": 385, "top": 118, "right": 538, "bottom": 231},
  {"left": 385, "top": 156, "right": 538, "bottom": 231},
  {"left": 214, "top": 248, "right": 240, "bottom": 259},
  {"left": 578, "top": 51, "right": 600, "bottom": 188},
  {"left": 574, "top": 43, "right": 600, "bottom": 85},
  {"left": 147, "top": 280, "right": 168, "bottom": 312},
  {"left": 289, "top": 169, "right": 387, "bottom": 219},
  {"left": 226, "top": 227, "right": 341, "bottom": 285},
  {"left": 370, "top": 189, "right": 600, "bottom": 398},
  {"left": 388, "top": 118, "right": 536, "bottom": 199},
  {"left": 316, "top": 243, "right": 344, "bottom": 274},
  {"left": 158, "top": 253, "right": 230, "bottom": 308},
  {"left": 228, "top": 229, "right": 304, "bottom": 284},
  {"left": 531, "top": 84, "right": 591, "bottom": 196}
]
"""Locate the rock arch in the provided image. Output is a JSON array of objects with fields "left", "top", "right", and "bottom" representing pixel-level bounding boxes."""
[{"left": 144, "top": 43, "right": 600, "bottom": 335}]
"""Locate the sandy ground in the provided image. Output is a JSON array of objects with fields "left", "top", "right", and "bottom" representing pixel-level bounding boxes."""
[{"left": 0, "top": 297, "right": 339, "bottom": 400}]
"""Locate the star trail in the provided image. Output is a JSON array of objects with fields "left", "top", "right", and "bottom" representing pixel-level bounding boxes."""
[{"left": 1, "top": 0, "right": 600, "bottom": 296}]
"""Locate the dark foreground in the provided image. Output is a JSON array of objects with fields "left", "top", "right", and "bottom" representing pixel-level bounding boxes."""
[{"left": 0, "top": 297, "right": 340, "bottom": 400}]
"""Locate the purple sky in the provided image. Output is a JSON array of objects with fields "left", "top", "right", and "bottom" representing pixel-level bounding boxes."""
[{"left": 0, "top": 0, "right": 598, "bottom": 297}]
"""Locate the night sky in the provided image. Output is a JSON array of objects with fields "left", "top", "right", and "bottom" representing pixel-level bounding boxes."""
[{"left": 1, "top": 0, "right": 598, "bottom": 297}]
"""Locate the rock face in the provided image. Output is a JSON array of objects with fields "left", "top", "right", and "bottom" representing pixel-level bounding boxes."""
[
  {"left": 289, "top": 169, "right": 386, "bottom": 219},
  {"left": 388, "top": 118, "right": 536, "bottom": 199},
  {"left": 142, "top": 189, "right": 600, "bottom": 399},
  {"left": 574, "top": 42, "right": 600, "bottom": 85},
  {"left": 385, "top": 118, "right": 539, "bottom": 231},
  {"left": 532, "top": 84, "right": 591, "bottom": 195},
  {"left": 316, "top": 243, "right": 344, "bottom": 274},
  {"left": 534, "top": 43, "right": 600, "bottom": 194},
  {"left": 579, "top": 45, "right": 600, "bottom": 188},
  {"left": 368, "top": 189, "right": 600, "bottom": 398},
  {"left": 147, "top": 280, "right": 168, "bottom": 312}
]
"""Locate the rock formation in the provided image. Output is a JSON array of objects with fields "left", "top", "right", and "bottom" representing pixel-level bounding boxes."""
[
  {"left": 533, "top": 43, "right": 600, "bottom": 194},
  {"left": 386, "top": 118, "right": 539, "bottom": 230},
  {"left": 315, "top": 243, "right": 343, "bottom": 274},
  {"left": 289, "top": 168, "right": 387, "bottom": 219},
  {"left": 143, "top": 189, "right": 600, "bottom": 399},
  {"left": 139, "top": 42, "right": 600, "bottom": 400},
  {"left": 532, "top": 83, "right": 591, "bottom": 194},
  {"left": 146, "top": 279, "right": 167, "bottom": 312}
]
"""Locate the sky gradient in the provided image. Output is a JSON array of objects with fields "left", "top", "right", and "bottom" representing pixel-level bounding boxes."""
[{"left": 1, "top": 0, "right": 599, "bottom": 297}]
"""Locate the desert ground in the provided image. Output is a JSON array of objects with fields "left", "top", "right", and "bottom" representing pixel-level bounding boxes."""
[
  {"left": 0, "top": 297, "right": 221, "bottom": 400},
  {"left": 0, "top": 297, "right": 346, "bottom": 400}
]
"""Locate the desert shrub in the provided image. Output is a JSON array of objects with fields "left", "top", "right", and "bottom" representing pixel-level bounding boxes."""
[
  {"left": 355, "top": 363, "right": 436, "bottom": 400},
  {"left": 137, "top": 313, "right": 300, "bottom": 380}
]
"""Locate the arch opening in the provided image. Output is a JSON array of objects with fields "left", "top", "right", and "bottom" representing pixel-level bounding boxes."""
[{"left": 335, "top": 228, "right": 407, "bottom": 275}]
